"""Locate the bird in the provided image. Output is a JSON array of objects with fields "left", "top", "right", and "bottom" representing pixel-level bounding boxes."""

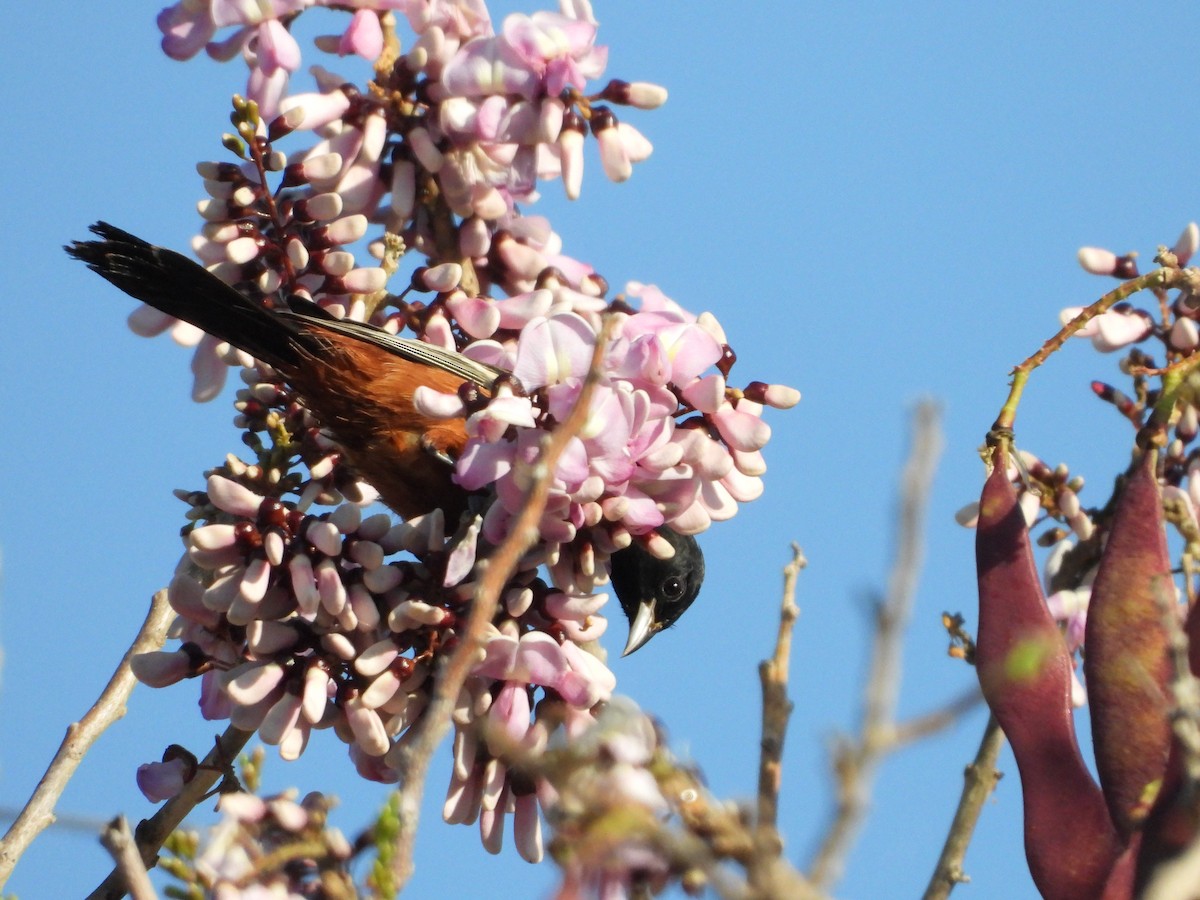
[
  {"left": 67, "top": 222, "right": 704, "bottom": 655},
  {"left": 609, "top": 524, "right": 704, "bottom": 656}
]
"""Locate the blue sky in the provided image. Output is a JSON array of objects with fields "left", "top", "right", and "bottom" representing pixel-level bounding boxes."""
[{"left": 3, "top": 3, "right": 1196, "bottom": 898}]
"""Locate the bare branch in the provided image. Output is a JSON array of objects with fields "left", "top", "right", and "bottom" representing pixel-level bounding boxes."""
[
  {"left": 922, "top": 716, "right": 1004, "bottom": 899},
  {"left": 892, "top": 688, "right": 985, "bottom": 748},
  {"left": 756, "top": 543, "right": 804, "bottom": 833},
  {"left": 0, "top": 807, "right": 111, "bottom": 835},
  {"left": 0, "top": 589, "right": 174, "bottom": 889},
  {"left": 387, "top": 316, "right": 618, "bottom": 890},
  {"left": 98, "top": 818, "right": 157, "bottom": 900},
  {"left": 87, "top": 725, "right": 252, "bottom": 900},
  {"left": 807, "top": 401, "right": 944, "bottom": 890},
  {"left": 744, "top": 544, "right": 826, "bottom": 899}
]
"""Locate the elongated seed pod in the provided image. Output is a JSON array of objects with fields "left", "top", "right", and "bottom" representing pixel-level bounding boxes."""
[
  {"left": 1136, "top": 538, "right": 1200, "bottom": 886},
  {"left": 976, "top": 445, "right": 1127, "bottom": 899},
  {"left": 1084, "top": 451, "right": 1173, "bottom": 837}
]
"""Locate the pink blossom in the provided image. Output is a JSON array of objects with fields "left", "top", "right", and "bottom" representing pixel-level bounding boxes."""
[
  {"left": 136, "top": 750, "right": 196, "bottom": 803},
  {"left": 157, "top": 3, "right": 216, "bottom": 60},
  {"left": 1077, "top": 246, "right": 1120, "bottom": 276},
  {"left": 255, "top": 18, "right": 301, "bottom": 75},
  {"left": 1174, "top": 222, "right": 1200, "bottom": 266},
  {"left": 1059, "top": 306, "right": 1152, "bottom": 352},
  {"left": 475, "top": 630, "right": 612, "bottom": 708},
  {"left": 510, "top": 312, "right": 596, "bottom": 389},
  {"left": 402, "top": 0, "right": 493, "bottom": 42},
  {"left": 338, "top": 9, "right": 384, "bottom": 59},
  {"left": 131, "top": 646, "right": 203, "bottom": 687},
  {"left": 440, "top": 34, "right": 537, "bottom": 98}
]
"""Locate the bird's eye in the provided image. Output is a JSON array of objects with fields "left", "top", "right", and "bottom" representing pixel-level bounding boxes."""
[{"left": 662, "top": 576, "right": 685, "bottom": 600}]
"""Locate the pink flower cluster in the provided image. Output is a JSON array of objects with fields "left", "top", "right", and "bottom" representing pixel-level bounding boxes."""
[
  {"left": 158, "top": 0, "right": 659, "bottom": 215},
  {"left": 421, "top": 287, "right": 797, "bottom": 593},
  {"left": 166, "top": 790, "right": 353, "bottom": 894},
  {"left": 1062, "top": 222, "right": 1198, "bottom": 356},
  {"left": 148, "top": 0, "right": 673, "bottom": 407},
  {"left": 132, "top": 0, "right": 798, "bottom": 882},
  {"left": 1062, "top": 220, "right": 1200, "bottom": 516},
  {"left": 159, "top": 0, "right": 381, "bottom": 121},
  {"left": 136, "top": 471, "right": 602, "bottom": 755},
  {"left": 543, "top": 698, "right": 676, "bottom": 898}
]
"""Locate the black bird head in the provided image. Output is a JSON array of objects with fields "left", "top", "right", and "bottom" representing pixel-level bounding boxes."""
[{"left": 608, "top": 528, "right": 705, "bottom": 656}]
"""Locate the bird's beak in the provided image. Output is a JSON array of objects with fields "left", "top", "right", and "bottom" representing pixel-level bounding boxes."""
[{"left": 622, "top": 599, "right": 658, "bottom": 657}]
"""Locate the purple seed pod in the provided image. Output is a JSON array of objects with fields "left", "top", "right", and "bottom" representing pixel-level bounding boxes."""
[
  {"left": 976, "top": 445, "right": 1128, "bottom": 899},
  {"left": 1084, "top": 452, "right": 1173, "bottom": 837}
]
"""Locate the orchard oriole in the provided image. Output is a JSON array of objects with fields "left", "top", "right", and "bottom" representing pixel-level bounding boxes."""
[{"left": 68, "top": 222, "right": 703, "bottom": 655}]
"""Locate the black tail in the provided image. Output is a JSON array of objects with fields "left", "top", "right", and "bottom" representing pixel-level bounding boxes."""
[{"left": 66, "top": 222, "right": 310, "bottom": 369}]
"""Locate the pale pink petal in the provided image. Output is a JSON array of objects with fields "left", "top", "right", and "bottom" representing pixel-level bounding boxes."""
[
  {"left": 513, "top": 792, "right": 543, "bottom": 863},
  {"left": 455, "top": 440, "right": 515, "bottom": 490},
  {"left": 339, "top": 9, "right": 384, "bottom": 59},
  {"left": 491, "top": 681, "right": 532, "bottom": 744},
  {"left": 137, "top": 757, "right": 192, "bottom": 802},
  {"left": 157, "top": 4, "right": 216, "bottom": 60},
  {"left": 413, "top": 385, "right": 467, "bottom": 419},
  {"left": 259, "top": 692, "right": 303, "bottom": 745},
  {"left": 346, "top": 697, "right": 390, "bottom": 756},
  {"left": 1077, "top": 246, "right": 1119, "bottom": 276},
  {"left": 681, "top": 374, "right": 725, "bottom": 413},
  {"left": 476, "top": 633, "right": 520, "bottom": 680},
  {"left": 512, "top": 632, "right": 568, "bottom": 686},
  {"left": 226, "top": 662, "right": 285, "bottom": 706},
  {"left": 1175, "top": 222, "right": 1200, "bottom": 267},
  {"left": 446, "top": 294, "right": 501, "bottom": 338},
  {"left": 1092, "top": 310, "right": 1151, "bottom": 351},
  {"left": 128, "top": 304, "right": 174, "bottom": 336},
  {"left": 131, "top": 649, "right": 197, "bottom": 687},
  {"left": 444, "top": 519, "right": 481, "bottom": 586},
  {"left": 511, "top": 313, "right": 596, "bottom": 389},
  {"left": 712, "top": 406, "right": 771, "bottom": 452},
  {"left": 257, "top": 19, "right": 301, "bottom": 74},
  {"left": 495, "top": 289, "right": 553, "bottom": 329}
]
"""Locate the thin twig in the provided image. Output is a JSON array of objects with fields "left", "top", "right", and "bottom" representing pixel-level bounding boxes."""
[
  {"left": 745, "top": 545, "right": 823, "bottom": 899},
  {"left": 807, "top": 401, "right": 943, "bottom": 891},
  {"left": 0, "top": 590, "right": 174, "bottom": 889},
  {"left": 749, "top": 546, "right": 804, "bottom": 866},
  {"left": 98, "top": 817, "right": 157, "bottom": 900},
  {"left": 388, "top": 317, "right": 617, "bottom": 890},
  {"left": 87, "top": 724, "right": 252, "bottom": 900},
  {"left": 890, "top": 688, "right": 985, "bottom": 748},
  {"left": 992, "top": 264, "right": 1199, "bottom": 435},
  {"left": 0, "top": 807, "right": 111, "bottom": 834},
  {"left": 921, "top": 716, "right": 1004, "bottom": 899},
  {"left": 756, "top": 544, "right": 805, "bottom": 833},
  {"left": 649, "top": 825, "right": 755, "bottom": 900}
]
